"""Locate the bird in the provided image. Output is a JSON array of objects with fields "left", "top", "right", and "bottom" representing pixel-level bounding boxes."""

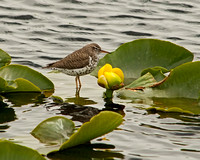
[{"left": 43, "top": 43, "right": 110, "bottom": 92}]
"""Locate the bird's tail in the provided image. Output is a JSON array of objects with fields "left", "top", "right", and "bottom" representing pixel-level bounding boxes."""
[{"left": 42, "top": 62, "right": 55, "bottom": 69}]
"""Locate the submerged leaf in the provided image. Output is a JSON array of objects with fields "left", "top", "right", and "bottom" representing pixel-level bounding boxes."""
[
  {"left": 92, "top": 39, "right": 193, "bottom": 84},
  {"left": 146, "top": 97, "right": 200, "bottom": 115},
  {"left": 59, "top": 111, "right": 123, "bottom": 150},
  {"left": 31, "top": 116, "right": 75, "bottom": 145},
  {"left": 0, "top": 140, "right": 46, "bottom": 160}
]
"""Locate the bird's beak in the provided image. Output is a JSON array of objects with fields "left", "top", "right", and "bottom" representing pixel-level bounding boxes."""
[{"left": 101, "top": 50, "right": 110, "bottom": 54}]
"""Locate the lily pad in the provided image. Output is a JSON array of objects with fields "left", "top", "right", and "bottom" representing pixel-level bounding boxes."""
[
  {"left": 0, "top": 49, "right": 11, "bottom": 68},
  {"left": 154, "top": 61, "right": 200, "bottom": 99},
  {"left": 59, "top": 111, "right": 123, "bottom": 150},
  {"left": 31, "top": 116, "right": 75, "bottom": 145},
  {"left": 92, "top": 39, "right": 193, "bottom": 84},
  {"left": 0, "top": 140, "right": 46, "bottom": 160},
  {"left": 0, "top": 64, "right": 54, "bottom": 93}
]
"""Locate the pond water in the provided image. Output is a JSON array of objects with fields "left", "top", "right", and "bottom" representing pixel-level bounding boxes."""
[{"left": 1, "top": 0, "right": 200, "bottom": 159}]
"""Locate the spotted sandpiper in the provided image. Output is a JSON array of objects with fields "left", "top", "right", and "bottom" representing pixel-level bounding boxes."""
[{"left": 43, "top": 43, "right": 109, "bottom": 91}]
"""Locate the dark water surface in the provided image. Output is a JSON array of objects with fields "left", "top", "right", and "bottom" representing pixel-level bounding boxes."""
[{"left": 1, "top": 0, "right": 200, "bottom": 159}]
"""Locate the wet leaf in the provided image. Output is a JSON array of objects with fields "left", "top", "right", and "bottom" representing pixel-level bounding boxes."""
[
  {"left": 31, "top": 116, "right": 75, "bottom": 145},
  {"left": 0, "top": 140, "right": 46, "bottom": 160},
  {"left": 59, "top": 111, "right": 123, "bottom": 150}
]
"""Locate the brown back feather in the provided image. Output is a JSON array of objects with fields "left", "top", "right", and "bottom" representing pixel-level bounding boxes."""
[
  {"left": 45, "top": 49, "right": 91, "bottom": 69},
  {"left": 44, "top": 43, "right": 100, "bottom": 69}
]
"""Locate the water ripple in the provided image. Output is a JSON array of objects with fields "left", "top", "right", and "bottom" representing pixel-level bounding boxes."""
[{"left": 0, "top": 15, "right": 35, "bottom": 20}]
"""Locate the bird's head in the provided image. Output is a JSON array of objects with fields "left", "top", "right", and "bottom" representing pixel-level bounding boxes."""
[{"left": 86, "top": 43, "right": 110, "bottom": 55}]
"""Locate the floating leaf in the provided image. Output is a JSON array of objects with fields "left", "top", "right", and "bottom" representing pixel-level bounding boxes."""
[
  {"left": 59, "top": 111, "right": 123, "bottom": 150},
  {"left": 31, "top": 116, "right": 75, "bottom": 145},
  {"left": 154, "top": 61, "right": 200, "bottom": 99},
  {"left": 0, "top": 140, "right": 46, "bottom": 160},
  {"left": 92, "top": 39, "right": 193, "bottom": 84},
  {"left": 0, "top": 64, "right": 54, "bottom": 93},
  {"left": 0, "top": 49, "right": 11, "bottom": 68}
]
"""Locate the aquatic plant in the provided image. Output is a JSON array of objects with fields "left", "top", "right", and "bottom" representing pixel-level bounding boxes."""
[{"left": 0, "top": 49, "right": 54, "bottom": 94}]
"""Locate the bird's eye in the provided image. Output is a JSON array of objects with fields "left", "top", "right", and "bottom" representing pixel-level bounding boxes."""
[{"left": 93, "top": 46, "right": 99, "bottom": 50}]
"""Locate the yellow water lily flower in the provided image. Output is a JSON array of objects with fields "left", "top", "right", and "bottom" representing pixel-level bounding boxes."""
[{"left": 98, "top": 64, "right": 124, "bottom": 90}]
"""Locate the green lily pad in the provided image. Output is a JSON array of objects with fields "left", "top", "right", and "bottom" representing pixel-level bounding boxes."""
[
  {"left": 119, "top": 61, "right": 200, "bottom": 99},
  {"left": 31, "top": 116, "right": 75, "bottom": 145},
  {"left": 91, "top": 39, "right": 193, "bottom": 84},
  {"left": 0, "top": 140, "right": 46, "bottom": 160},
  {"left": 59, "top": 111, "right": 123, "bottom": 150},
  {"left": 0, "top": 64, "right": 54, "bottom": 93},
  {"left": 0, "top": 49, "right": 11, "bottom": 68},
  {"left": 154, "top": 61, "right": 200, "bottom": 99}
]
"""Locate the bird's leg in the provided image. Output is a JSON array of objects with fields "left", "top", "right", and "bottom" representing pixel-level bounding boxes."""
[
  {"left": 75, "top": 76, "right": 79, "bottom": 90},
  {"left": 75, "top": 76, "right": 81, "bottom": 97},
  {"left": 77, "top": 76, "right": 82, "bottom": 89}
]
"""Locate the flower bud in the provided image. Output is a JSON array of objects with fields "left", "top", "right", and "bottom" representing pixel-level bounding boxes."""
[{"left": 97, "top": 64, "right": 124, "bottom": 90}]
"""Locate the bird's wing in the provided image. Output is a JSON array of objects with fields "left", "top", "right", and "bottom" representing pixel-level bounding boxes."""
[{"left": 45, "top": 51, "right": 90, "bottom": 69}]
